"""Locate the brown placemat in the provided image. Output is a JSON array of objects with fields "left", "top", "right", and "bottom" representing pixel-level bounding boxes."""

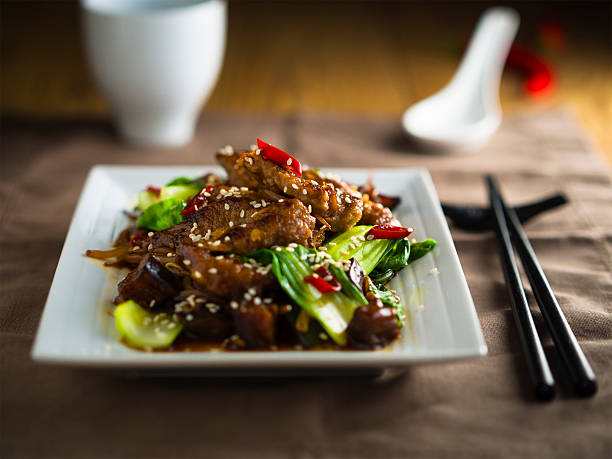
[{"left": 1, "top": 109, "right": 611, "bottom": 458}]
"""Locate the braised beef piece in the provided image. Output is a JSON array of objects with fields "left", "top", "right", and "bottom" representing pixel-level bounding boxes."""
[
  {"left": 359, "top": 198, "right": 395, "bottom": 226},
  {"left": 173, "top": 293, "right": 234, "bottom": 340},
  {"left": 358, "top": 182, "right": 401, "bottom": 211},
  {"left": 178, "top": 245, "right": 277, "bottom": 300},
  {"left": 216, "top": 150, "right": 363, "bottom": 232},
  {"left": 346, "top": 294, "right": 400, "bottom": 349},
  {"left": 150, "top": 193, "right": 316, "bottom": 255},
  {"left": 231, "top": 298, "right": 278, "bottom": 348},
  {"left": 117, "top": 254, "right": 182, "bottom": 308}
]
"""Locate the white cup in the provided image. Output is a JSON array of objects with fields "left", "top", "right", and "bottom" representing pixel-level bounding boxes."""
[{"left": 81, "top": 0, "right": 227, "bottom": 147}]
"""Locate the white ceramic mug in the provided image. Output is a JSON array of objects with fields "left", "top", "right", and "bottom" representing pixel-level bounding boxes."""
[{"left": 81, "top": 0, "right": 227, "bottom": 147}]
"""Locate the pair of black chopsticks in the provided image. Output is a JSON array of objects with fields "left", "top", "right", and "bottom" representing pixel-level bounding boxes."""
[{"left": 486, "top": 175, "right": 597, "bottom": 401}]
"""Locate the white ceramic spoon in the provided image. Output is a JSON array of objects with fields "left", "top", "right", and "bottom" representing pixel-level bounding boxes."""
[{"left": 402, "top": 7, "right": 520, "bottom": 153}]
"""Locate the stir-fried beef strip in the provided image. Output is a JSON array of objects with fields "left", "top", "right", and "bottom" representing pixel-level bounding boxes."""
[
  {"left": 149, "top": 191, "right": 316, "bottom": 255},
  {"left": 359, "top": 198, "right": 396, "bottom": 226},
  {"left": 173, "top": 292, "right": 235, "bottom": 341},
  {"left": 177, "top": 244, "right": 277, "bottom": 300},
  {"left": 217, "top": 150, "right": 363, "bottom": 232},
  {"left": 117, "top": 254, "right": 182, "bottom": 308}
]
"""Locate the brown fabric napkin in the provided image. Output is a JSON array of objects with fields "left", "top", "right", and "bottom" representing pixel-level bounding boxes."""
[{"left": 1, "top": 109, "right": 611, "bottom": 458}]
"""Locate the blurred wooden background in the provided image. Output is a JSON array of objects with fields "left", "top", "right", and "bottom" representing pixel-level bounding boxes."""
[{"left": 1, "top": 1, "right": 611, "bottom": 161}]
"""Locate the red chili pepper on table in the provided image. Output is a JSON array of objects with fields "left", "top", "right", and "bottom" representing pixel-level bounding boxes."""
[
  {"left": 304, "top": 266, "right": 342, "bottom": 294},
  {"left": 180, "top": 185, "right": 215, "bottom": 216},
  {"left": 257, "top": 138, "right": 302, "bottom": 176},
  {"left": 506, "top": 45, "right": 555, "bottom": 97},
  {"left": 367, "top": 225, "right": 414, "bottom": 240},
  {"left": 145, "top": 186, "right": 161, "bottom": 197}
]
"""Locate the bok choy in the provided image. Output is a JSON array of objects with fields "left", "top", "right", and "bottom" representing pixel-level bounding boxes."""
[{"left": 250, "top": 246, "right": 367, "bottom": 346}]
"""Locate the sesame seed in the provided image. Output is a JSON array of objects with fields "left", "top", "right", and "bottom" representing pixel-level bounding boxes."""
[
  {"left": 244, "top": 293, "right": 252, "bottom": 301},
  {"left": 224, "top": 236, "right": 230, "bottom": 242},
  {"left": 261, "top": 200, "right": 267, "bottom": 207},
  {"left": 286, "top": 247, "right": 294, "bottom": 252},
  {"left": 283, "top": 186, "right": 288, "bottom": 193},
  {"left": 308, "top": 205, "right": 312, "bottom": 212},
  {"left": 230, "top": 301, "right": 239, "bottom": 310},
  {"left": 328, "top": 242, "right": 336, "bottom": 246},
  {"left": 263, "top": 298, "right": 273, "bottom": 304},
  {"left": 254, "top": 297, "right": 262, "bottom": 305},
  {"left": 319, "top": 333, "right": 328, "bottom": 340},
  {"left": 147, "top": 232, "right": 154, "bottom": 237},
  {"left": 275, "top": 247, "right": 282, "bottom": 252},
  {"left": 287, "top": 158, "right": 292, "bottom": 165},
  {"left": 185, "top": 314, "right": 194, "bottom": 321},
  {"left": 197, "top": 243, "right": 204, "bottom": 247},
  {"left": 194, "top": 270, "right": 203, "bottom": 279},
  {"left": 302, "top": 189, "right": 307, "bottom": 195},
  {"left": 149, "top": 299, "right": 156, "bottom": 307},
  {"left": 216, "top": 255, "right": 224, "bottom": 260},
  {"left": 224, "top": 203, "right": 230, "bottom": 210},
  {"left": 183, "top": 259, "right": 191, "bottom": 266},
  {"left": 345, "top": 196, "right": 351, "bottom": 203},
  {"left": 291, "top": 184, "right": 299, "bottom": 190},
  {"left": 240, "top": 209, "right": 245, "bottom": 218},
  {"left": 366, "top": 235, "right": 375, "bottom": 240},
  {"left": 229, "top": 221, "right": 234, "bottom": 227},
  {"left": 208, "top": 267, "right": 218, "bottom": 274},
  {"left": 278, "top": 199, "right": 284, "bottom": 203}
]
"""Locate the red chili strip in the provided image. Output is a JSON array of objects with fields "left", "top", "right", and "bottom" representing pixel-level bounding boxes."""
[
  {"left": 367, "top": 224, "right": 414, "bottom": 240},
  {"left": 129, "top": 235, "right": 147, "bottom": 246},
  {"left": 180, "top": 185, "right": 215, "bottom": 216},
  {"left": 145, "top": 186, "right": 161, "bottom": 197},
  {"left": 304, "top": 266, "right": 342, "bottom": 294},
  {"left": 257, "top": 138, "right": 302, "bottom": 176}
]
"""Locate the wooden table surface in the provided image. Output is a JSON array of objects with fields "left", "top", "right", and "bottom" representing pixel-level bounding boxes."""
[{"left": 1, "top": 1, "right": 611, "bottom": 162}]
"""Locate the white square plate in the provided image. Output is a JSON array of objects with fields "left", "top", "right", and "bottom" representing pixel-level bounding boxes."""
[{"left": 32, "top": 166, "right": 486, "bottom": 369}]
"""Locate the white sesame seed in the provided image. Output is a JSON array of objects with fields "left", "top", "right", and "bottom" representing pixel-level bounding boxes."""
[
  {"left": 224, "top": 203, "right": 230, "bottom": 210},
  {"left": 208, "top": 267, "right": 218, "bottom": 274},
  {"left": 275, "top": 247, "right": 282, "bottom": 252},
  {"left": 283, "top": 186, "right": 288, "bottom": 193},
  {"left": 319, "top": 333, "right": 328, "bottom": 340},
  {"left": 197, "top": 243, "right": 204, "bottom": 247},
  {"left": 286, "top": 158, "right": 292, "bottom": 166},
  {"left": 308, "top": 205, "right": 312, "bottom": 212},
  {"left": 345, "top": 196, "right": 351, "bottom": 203},
  {"left": 186, "top": 314, "right": 194, "bottom": 321},
  {"left": 229, "top": 221, "right": 234, "bottom": 227},
  {"left": 244, "top": 293, "right": 252, "bottom": 301},
  {"left": 302, "top": 189, "right": 307, "bottom": 195},
  {"left": 147, "top": 232, "right": 154, "bottom": 237},
  {"left": 286, "top": 247, "right": 294, "bottom": 252},
  {"left": 366, "top": 235, "right": 375, "bottom": 240},
  {"left": 291, "top": 183, "right": 299, "bottom": 190},
  {"left": 212, "top": 240, "right": 221, "bottom": 246},
  {"left": 254, "top": 297, "right": 262, "bottom": 305},
  {"left": 263, "top": 298, "right": 273, "bottom": 304},
  {"left": 183, "top": 259, "right": 191, "bottom": 266},
  {"left": 216, "top": 255, "right": 224, "bottom": 260},
  {"left": 230, "top": 301, "right": 239, "bottom": 310},
  {"left": 240, "top": 209, "right": 245, "bottom": 218},
  {"left": 328, "top": 242, "right": 336, "bottom": 246},
  {"left": 224, "top": 236, "right": 230, "bottom": 242},
  {"left": 194, "top": 270, "right": 203, "bottom": 279}
]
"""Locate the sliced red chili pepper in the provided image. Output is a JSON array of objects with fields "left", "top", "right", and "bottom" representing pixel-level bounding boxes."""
[
  {"left": 180, "top": 185, "right": 215, "bottom": 216},
  {"left": 145, "top": 186, "right": 161, "bottom": 197},
  {"left": 257, "top": 138, "right": 302, "bottom": 176},
  {"left": 367, "top": 225, "right": 414, "bottom": 240},
  {"left": 129, "top": 235, "right": 147, "bottom": 246},
  {"left": 304, "top": 266, "right": 342, "bottom": 294}
]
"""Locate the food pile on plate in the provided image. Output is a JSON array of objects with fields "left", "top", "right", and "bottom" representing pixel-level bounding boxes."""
[{"left": 87, "top": 140, "right": 436, "bottom": 351}]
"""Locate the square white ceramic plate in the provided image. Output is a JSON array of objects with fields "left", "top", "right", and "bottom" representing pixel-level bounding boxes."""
[{"left": 32, "top": 166, "right": 486, "bottom": 369}]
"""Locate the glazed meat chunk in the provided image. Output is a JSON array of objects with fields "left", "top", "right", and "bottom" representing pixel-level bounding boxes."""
[{"left": 217, "top": 150, "right": 363, "bottom": 232}]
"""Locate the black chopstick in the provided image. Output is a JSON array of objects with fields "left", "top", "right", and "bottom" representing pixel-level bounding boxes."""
[
  {"left": 486, "top": 175, "right": 556, "bottom": 401},
  {"left": 503, "top": 194, "right": 598, "bottom": 397}
]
